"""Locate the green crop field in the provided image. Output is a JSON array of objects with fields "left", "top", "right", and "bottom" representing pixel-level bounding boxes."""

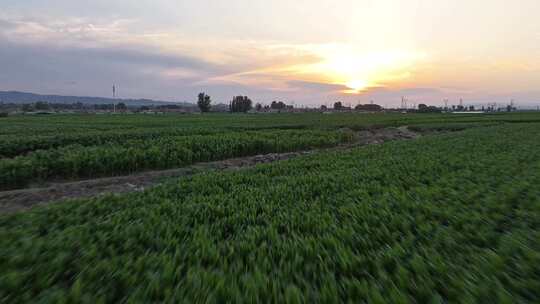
[
  {"left": 1, "top": 112, "right": 540, "bottom": 302},
  {"left": 1, "top": 112, "right": 539, "bottom": 190}
]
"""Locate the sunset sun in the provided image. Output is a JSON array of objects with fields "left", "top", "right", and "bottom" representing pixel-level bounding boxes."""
[
  {"left": 292, "top": 46, "right": 425, "bottom": 94},
  {"left": 345, "top": 79, "right": 369, "bottom": 92}
]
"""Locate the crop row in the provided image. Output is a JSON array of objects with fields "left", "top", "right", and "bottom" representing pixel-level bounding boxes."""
[
  {"left": 0, "top": 127, "right": 228, "bottom": 158},
  {"left": 1, "top": 123, "right": 538, "bottom": 302},
  {"left": 2, "top": 112, "right": 539, "bottom": 153},
  {"left": 0, "top": 129, "right": 352, "bottom": 190}
]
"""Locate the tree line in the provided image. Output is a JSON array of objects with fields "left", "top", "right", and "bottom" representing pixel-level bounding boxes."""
[{"left": 197, "top": 92, "right": 302, "bottom": 113}]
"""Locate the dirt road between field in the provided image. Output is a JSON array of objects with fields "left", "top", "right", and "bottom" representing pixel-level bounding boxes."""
[{"left": 0, "top": 127, "right": 420, "bottom": 214}]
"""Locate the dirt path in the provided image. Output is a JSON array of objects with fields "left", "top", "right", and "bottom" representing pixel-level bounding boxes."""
[{"left": 0, "top": 127, "right": 420, "bottom": 214}]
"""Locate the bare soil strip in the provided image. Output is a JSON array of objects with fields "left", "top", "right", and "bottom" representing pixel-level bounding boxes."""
[{"left": 0, "top": 127, "right": 419, "bottom": 214}]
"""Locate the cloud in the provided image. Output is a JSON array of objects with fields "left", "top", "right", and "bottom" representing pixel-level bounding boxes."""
[
  {"left": 0, "top": 15, "right": 442, "bottom": 105},
  {"left": 0, "top": 15, "right": 244, "bottom": 101},
  {"left": 0, "top": 15, "right": 330, "bottom": 98},
  {"left": 1, "top": 13, "right": 539, "bottom": 107},
  {"left": 286, "top": 80, "right": 348, "bottom": 92},
  {"left": 0, "top": 16, "right": 136, "bottom": 47},
  {"left": 0, "top": 40, "right": 221, "bottom": 101},
  {"left": 0, "top": 18, "right": 17, "bottom": 30}
]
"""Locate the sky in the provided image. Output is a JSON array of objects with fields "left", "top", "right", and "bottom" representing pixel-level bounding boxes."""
[{"left": 1, "top": 0, "right": 539, "bottom": 107}]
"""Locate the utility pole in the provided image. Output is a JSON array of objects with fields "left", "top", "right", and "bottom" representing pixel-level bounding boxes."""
[
  {"left": 401, "top": 96, "right": 408, "bottom": 110},
  {"left": 112, "top": 85, "right": 117, "bottom": 113}
]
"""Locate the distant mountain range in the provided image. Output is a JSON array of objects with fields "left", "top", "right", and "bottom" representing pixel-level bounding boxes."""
[{"left": 0, "top": 91, "right": 195, "bottom": 107}]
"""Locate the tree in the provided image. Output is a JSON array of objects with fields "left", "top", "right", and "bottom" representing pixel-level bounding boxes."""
[
  {"left": 22, "top": 104, "right": 33, "bottom": 112},
  {"left": 271, "top": 101, "right": 287, "bottom": 110},
  {"left": 320, "top": 105, "right": 328, "bottom": 111},
  {"left": 95, "top": 104, "right": 113, "bottom": 111},
  {"left": 35, "top": 101, "right": 49, "bottom": 111},
  {"left": 355, "top": 104, "right": 382, "bottom": 112},
  {"left": 333, "top": 101, "right": 343, "bottom": 110},
  {"left": 418, "top": 104, "right": 428, "bottom": 112},
  {"left": 116, "top": 102, "right": 127, "bottom": 112},
  {"left": 255, "top": 103, "right": 263, "bottom": 111},
  {"left": 230, "top": 96, "right": 252, "bottom": 113},
  {"left": 418, "top": 103, "right": 442, "bottom": 113},
  {"left": 197, "top": 92, "right": 212, "bottom": 113}
]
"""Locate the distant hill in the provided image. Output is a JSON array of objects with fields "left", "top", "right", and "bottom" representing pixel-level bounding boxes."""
[{"left": 0, "top": 91, "right": 195, "bottom": 107}]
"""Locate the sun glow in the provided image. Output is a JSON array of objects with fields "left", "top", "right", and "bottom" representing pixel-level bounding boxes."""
[
  {"left": 326, "top": 49, "right": 424, "bottom": 93},
  {"left": 292, "top": 45, "right": 426, "bottom": 93},
  {"left": 345, "top": 79, "right": 369, "bottom": 92},
  {"left": 213, "top": 44, "right": 426, "bottom": 95}
]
